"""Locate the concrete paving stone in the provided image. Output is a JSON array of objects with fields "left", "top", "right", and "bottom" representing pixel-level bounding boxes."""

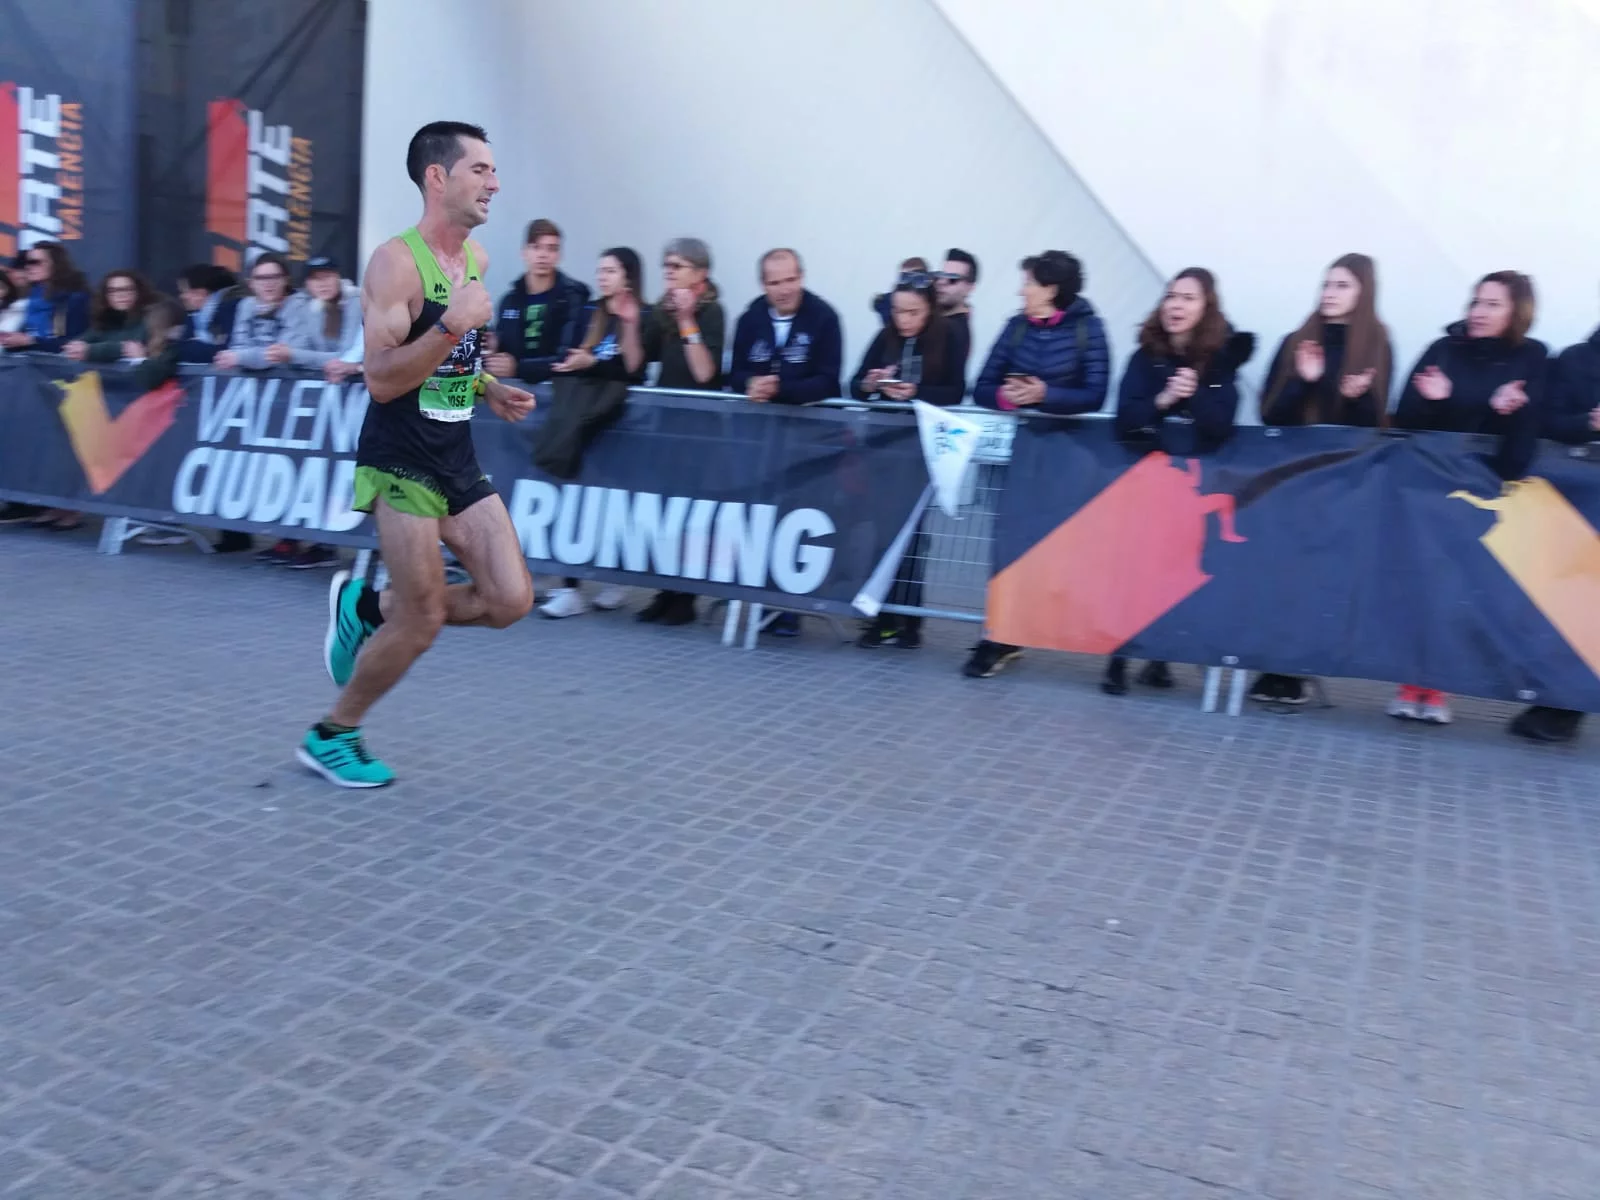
[{"left": 3, "top": 528, "right": 1600, "bottom": 1197}]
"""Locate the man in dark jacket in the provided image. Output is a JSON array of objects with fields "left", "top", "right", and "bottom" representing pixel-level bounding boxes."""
[
  {"left": 728, "top": 249, "right": 842, "bottom": 404},
  {"left": 1509, "top": 322, "right": 1599, "bottom": 745},
  {"left": 175, "top": 264, "right": 240, "bottom": 364},
  {"left": 936, "top": 248, "right": 978, "bottom": 382},
  {"left": 488, "top": 218, "right": 591, "bottom": 385}
]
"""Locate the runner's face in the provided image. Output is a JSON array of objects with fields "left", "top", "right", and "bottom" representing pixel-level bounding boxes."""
[{"left": 442, "top": 138, "right": 498, "bottom": 228}]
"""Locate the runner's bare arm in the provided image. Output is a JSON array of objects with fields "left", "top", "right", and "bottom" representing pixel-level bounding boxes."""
[{"left": 360, "top": 240, "right": 453, "bottom": 403}]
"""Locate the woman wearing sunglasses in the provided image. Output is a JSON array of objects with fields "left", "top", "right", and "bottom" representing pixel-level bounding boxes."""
[{"left": 0, "top": 242, "right": 90, "bottom": 354}]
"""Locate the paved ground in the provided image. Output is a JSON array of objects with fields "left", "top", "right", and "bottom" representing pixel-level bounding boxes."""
[{"left": 2, "top": 527, "right": 1598, "bottom": 1200}]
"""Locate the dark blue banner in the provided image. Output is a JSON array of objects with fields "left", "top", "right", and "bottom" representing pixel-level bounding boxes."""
[
  {"left": 989, "top": 419, "right": 1600, "bottom": 711},
  {"left": 0, "top": 0, "right": 138, "bottom": 279},
  {"left": 0, "top": 359, "right": 930, "bottom": 617}
]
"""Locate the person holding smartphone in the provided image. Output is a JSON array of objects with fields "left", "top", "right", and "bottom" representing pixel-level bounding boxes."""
[{"left": 964, "top": 251, "right": 1110, "bottom": 680}]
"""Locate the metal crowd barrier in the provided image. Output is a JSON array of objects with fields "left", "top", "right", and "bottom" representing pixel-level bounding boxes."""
[{"left": 6, "top": 360, "right": 1256, "bottom": 712}]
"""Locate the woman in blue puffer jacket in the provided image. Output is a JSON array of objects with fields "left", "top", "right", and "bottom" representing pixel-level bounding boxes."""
[{"left": 964, "top": 251, "right": 1111, "bottom": 679}]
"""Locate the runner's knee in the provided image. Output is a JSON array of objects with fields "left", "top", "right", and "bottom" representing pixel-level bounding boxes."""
[
  {"left": 391, "top": 595, "right": 447, "bottom": 644},
  {"left": 483, "top": 577, "right": 534, "bottom": 628}
]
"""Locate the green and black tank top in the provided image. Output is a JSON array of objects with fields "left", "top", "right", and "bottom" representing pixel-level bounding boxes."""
[{"left": 355, "top": 228, "right": 486, "bottom": 474}]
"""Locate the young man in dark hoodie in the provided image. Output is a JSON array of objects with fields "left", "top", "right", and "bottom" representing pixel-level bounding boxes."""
[
  {"left": 728, "top": 248, "right": 843, "bottom": 405},
  {"left": 487, "top": 218, "right": 591, "bottom": 385}
]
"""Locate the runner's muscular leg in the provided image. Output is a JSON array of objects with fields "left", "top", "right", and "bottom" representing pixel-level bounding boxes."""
[
  {"left": 329, "top": 498, "right": 449, "bottom": 726},
  {"left": 439, "top": 492, "right": 534, "bottom": 629}
]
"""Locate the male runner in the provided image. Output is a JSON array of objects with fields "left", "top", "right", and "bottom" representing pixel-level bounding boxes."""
[{"left": 297, "top": 121, "right": 537, "bottom": 788}]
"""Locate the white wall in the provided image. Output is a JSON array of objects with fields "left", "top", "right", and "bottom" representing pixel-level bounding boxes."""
[
  {"left": 361, "top": 0, "right": 1163, "bottom": 394},
  {"left": 936, "top": 0, "right": 1600, "bottom": 396},
  {"left": 363, "top": 0, "right": 1600, "bottom": 411},
  {"left": 359, "top": 0, "right": 526, "bottom": 288}
]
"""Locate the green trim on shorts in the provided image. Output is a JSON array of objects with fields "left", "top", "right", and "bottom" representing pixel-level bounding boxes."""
[{"left": 353, "top": 465, "right": 449, "bottom": 519}]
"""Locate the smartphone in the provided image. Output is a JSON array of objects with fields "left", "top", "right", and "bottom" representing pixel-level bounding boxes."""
[{"left": 1004, "top": 372, "right": 1030, "bottom": 381}]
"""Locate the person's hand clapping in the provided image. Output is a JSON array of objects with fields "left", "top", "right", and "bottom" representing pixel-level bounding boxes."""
[
  {"left": 62, "top": 340, "right": 88, "bottom": 362},
  {"left": 1340, "top": 369, "right": 1376, "bottom": 399},
  {"left": 1295, "top": 339, "right": 1325, "bottom": 383},
  {"left": 1489, "top": 379, "right": 1528, "bottom": 416},
  {"left": 1412, "top": 365, "right": 1452, "bottom": 402},
  {"left": 485, "top": 351, "right": 517, "bottom": 378},
  {"left": 1158, "top": 366, "right": 1198, "bottom": 410},
  {"left": 610, "top": 290, "right": 641, "bottom": 324}
]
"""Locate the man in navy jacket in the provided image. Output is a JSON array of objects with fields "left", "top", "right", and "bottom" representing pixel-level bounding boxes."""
[{"left": 728, "top": 249, "right": 842, "bottom": 404}]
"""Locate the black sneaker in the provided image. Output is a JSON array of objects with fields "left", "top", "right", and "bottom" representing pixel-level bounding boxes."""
[
  {"left": 1509, "top": 706, "right": 1583, "bottom": 744},
  {"left": 0, "top": 502, "right": 43, "bottom": 525},
  {"left": 857, "top": 617, "right": 898, "bottom": 649},
  {"left": 637, "top": 591, "right": 675, "bottom": 623},
  {"left": 1249, "top": 673, "right": 1288, "bottom": 703},
  {"left": 895, "top": 623, "right": 922, "bottom": 650},
  {"left": 215, "top": 530, "right": 253, "bottom": 553},
  {"left": 657, "top": 592, "right": 698, "bottom": 627},
  {"left": 1276, "top": 676, "right": 1309, "bottom": 706},
  {"left": 288, "top": 544, "right": 338, "bottom": 570},
  {"left": 256, "top": 539, "right": 297, "bottom": 565},
  {"left": 1136, "top": 661, "right": 1174, "bottom": 689},
  {"left": 1101, "top": 655, "right": 1129, "bottom": 695},
  {"left": 963, "top": 640, "right": 1021, "bottom": 679}
]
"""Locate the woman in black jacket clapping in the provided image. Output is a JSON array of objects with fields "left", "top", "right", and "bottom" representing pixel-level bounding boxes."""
[
  {"left": 1252, "top": 252, "right": 1394, "bottom": 705},
  {"left": 1105, "top": 267, "right": 1254, "bottom": 695},
  {"left": 1389, "top": 270, "right": 1549, "bottom": 726}
]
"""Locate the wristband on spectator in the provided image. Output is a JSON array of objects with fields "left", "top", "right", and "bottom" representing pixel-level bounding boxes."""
[{"left": 678, "top": 323, "right": 701, "bottom": 344}]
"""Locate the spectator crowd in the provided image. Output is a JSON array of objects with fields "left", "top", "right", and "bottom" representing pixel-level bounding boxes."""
[{"left": 4, "top": 225, "right": 1599, "bottom": 745}]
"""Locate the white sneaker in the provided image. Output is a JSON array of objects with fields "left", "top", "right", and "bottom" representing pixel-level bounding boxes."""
[
  {"left": 592, "top": 585, "right": 627, "bottom": 611},
  {"left": 538, "top": 587, "right": 590, "bottom": 619},
  {"left": 1387, "top": 697, "right": 1419, "bottom": 721},
  {"left": 1420, "top": 699, "right": 1453, "bottom": 725},
  {"left": 136, "top": 530, "right": 188, "bottom": 546}
]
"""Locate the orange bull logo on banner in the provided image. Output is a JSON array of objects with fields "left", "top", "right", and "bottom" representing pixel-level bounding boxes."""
[
  {"left": 1452, "top": 480, "right": 1600, "bottom": 680},
  {"left": 205, "top": 99, "right": 314, "bottom": 273},
  {"left": 0, "top": 81, "right": 86, "bottom": 260},
  {"left": 988, "top": 453, "right": 1246, "bottom": 654},
  {"left": 55, "top": 373, "right": 186, "bottom": 495}
]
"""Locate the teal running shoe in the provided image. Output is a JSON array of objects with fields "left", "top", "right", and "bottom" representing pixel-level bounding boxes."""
[
  {"left": 296, "top": 726, "right": 395, "bottom": 789},
  {"left": 324, "top": 569, "right": 377, "bottom": 686}
]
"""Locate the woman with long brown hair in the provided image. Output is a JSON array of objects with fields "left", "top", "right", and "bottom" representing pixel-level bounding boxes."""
[
  {"left": 1105, "top": 267, "right": 1254, "bottom": 696},
  {"left": 1260, "top": 253, "right": 1392, "bottom": 428},
  {"left": 1252, "top": 253, "right": 1394, "bottom": 706},
  {"left": 0, "top": 241, "right": 90, "bottom": 353},
  {"left": 62, "top": 269, "right": 162, "bottom": 363},
  {"left": 541, "top": 248, "right": 648, "bottom": 620}
]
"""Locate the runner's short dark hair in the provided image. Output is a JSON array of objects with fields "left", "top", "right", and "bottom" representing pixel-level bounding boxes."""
[{"left": 406, "top": 121, "right": 490, "bottom": 189}]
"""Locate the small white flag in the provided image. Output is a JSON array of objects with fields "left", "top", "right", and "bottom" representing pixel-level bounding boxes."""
[{"left": 913, "top": 400, "right": 984, "bottom": 517}]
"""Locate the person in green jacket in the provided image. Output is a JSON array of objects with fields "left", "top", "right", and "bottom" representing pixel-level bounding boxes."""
[{"left": 62, "top": 270, "right": 161, "bottom": 364}]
